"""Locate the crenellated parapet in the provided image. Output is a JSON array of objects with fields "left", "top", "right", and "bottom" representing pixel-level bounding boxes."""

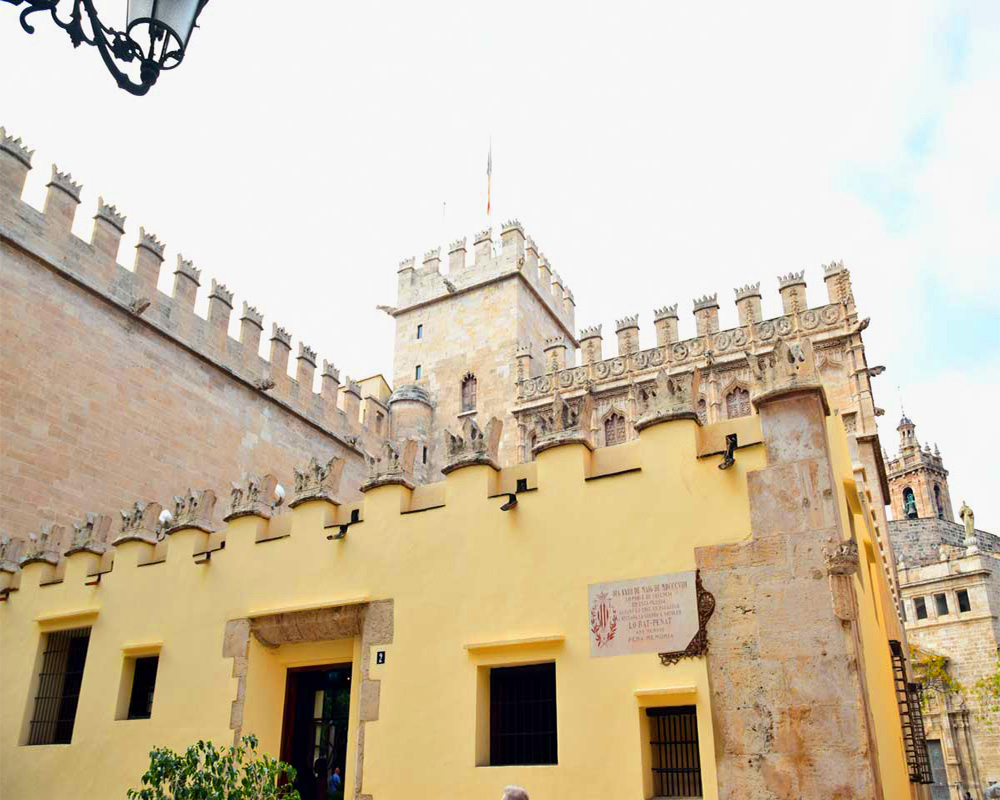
[
  {"left": 290, "top": 456, "right": 346, "bottom": 507},
  {"left": 392, "top": 220, "right": 577, "bottom": 343},
  {"left": 0, "top": 126, "right": 377, "bottom": 459},
  {"left": 442, "top": 416, "right": 503, "bottom": 473}
]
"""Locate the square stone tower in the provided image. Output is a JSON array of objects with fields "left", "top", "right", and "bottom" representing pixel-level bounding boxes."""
[{"left": 389, "top": 221, "right": 577, "bottom": 478}]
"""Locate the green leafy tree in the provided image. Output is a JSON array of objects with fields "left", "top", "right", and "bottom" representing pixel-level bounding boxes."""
[
  {"left": 973, "top": 654, "right": 1000, "bottom": 729},
  {"left": 909, "top": 645, "right": 965, "bottom": 710},
  {"left": 127, "top": 734, "right": 300, "bottom": 800}
]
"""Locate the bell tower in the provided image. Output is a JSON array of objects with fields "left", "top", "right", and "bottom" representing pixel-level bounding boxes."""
[{"left": 885, "top": 414, "right": 954, "bottom": 522}]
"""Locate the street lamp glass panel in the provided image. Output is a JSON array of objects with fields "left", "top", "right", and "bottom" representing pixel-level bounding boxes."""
[{"left": 127, "top": 0, "right": 202, "bottom": 49}]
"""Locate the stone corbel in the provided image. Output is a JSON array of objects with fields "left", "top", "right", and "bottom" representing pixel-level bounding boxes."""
[
  {"left": 289, "top": 456, "right": 345, "bottom": 508},
  {"left": 225, "top": 475, "right": 281, "bottom": 522},
  {"left": 748, "top": 337, "right": 829, "bottom": 414},
  {"left": 20, "top": 524, "right": 70, "bottom": 567},
  {"left": 442, "top": 416, "right": 502, "bottom": 474},
  {"left": 165, "top": 489, "right": 217, "bottom": 533},
  {"left": 824, "top": 539, "right": 860, "bottom": 621},
  {"left": 634, "top": 368, "right": 701, "bottom": 432},
  {"left": 64, "top": 513, "right": 113, "bottom": 556},
  {"left": 114, "top": 501, "right": 162, "bottom": 546},
  {"left": 532, "top": 390, "right": 594, "bottom": 456},
  {"left": 361, "top": 440, "right": 418, "bottom": 492}
]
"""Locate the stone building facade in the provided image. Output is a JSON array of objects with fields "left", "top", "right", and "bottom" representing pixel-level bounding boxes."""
[{"left": 887, "top": 420, "right": 1000, "bottom": 799}]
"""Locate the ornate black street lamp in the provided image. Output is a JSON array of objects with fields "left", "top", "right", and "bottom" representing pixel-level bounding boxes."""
[{"left": 4, "top": 0, "right": 209, "bottom": 95}]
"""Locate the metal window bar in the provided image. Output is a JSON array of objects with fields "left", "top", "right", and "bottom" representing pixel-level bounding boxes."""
[
  {"left": 489, "top": 663, "right": 557, "bottom": 766},
  {"left": 647, "top": 706, "right": 702, "bottom": 798},
  {"left": 28, "top": 627, "right": 91, "bottom": 745},
  {"left": 889, "top": 640, "right": 933, "bottom": 784}
]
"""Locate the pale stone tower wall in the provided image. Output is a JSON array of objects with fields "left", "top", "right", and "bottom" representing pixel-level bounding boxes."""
[{"left": 390, "top": 222, "right": 577, "bottom": 477}]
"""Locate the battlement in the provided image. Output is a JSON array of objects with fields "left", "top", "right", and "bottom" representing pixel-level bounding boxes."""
[
  {"left": 515, "top": 265, "right": 860, "bottom": 409},
  {"left": 393, "top": 221, "right": 576, "bottom": 338},
  {"left": 0, "top": 126, "right": 387, "bottom": 456}
]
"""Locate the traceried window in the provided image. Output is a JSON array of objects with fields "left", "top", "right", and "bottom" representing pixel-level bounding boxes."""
[
  {"left": 903, "top": 487, "right": 918, "bottom": 519},
  {"left": 696, "top": 398, "right": 707, "bottom": 425},
  {"left": 725, "top": 387, "right": 751, "bottom": 419},
  {"left": 461, "top": 373, "right": 477, "bottom": 412},
  {"left": 604, "top": 412, "right": 626, "bottom": 446},
  {"left": 28, "top": 627, "right": 91, "bottom": 745}
]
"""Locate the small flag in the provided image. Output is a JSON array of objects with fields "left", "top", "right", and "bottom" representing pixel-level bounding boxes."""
[{"left": 486, "top": 139, "right": 492, "bottom": 216}]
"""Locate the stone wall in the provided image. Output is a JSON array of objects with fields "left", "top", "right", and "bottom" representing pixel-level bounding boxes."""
[
  {"left": 0, "top": 129, "right": 383, "bottom": 539},
  {"left": 889, "top": 517, "right": 1000, "bottom": 567}
]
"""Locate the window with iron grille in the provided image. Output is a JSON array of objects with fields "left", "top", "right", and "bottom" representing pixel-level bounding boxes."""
[
  {"left": 489, "top": 663, "right": 557, "bottom": 766},
  {"left": 461, "top": 373, "right": 477, "bottom": 412},
  {"left": 28, "top": 627, "right": 91, "bottom": 745},
  {"left": 127, "top": 656, "right": 159, "bottom": 720},
  {"left": 889, "top": 640, "right": 933, "bottom": 784},
  {"left": 604, "top": 412, "right": 626, "bottom": 446},
  {"left": 647, "top": 706, "right": 702, "bottom": 798},
  {"left": 725, "top": 387, "right": 751, "bottom": 419}
]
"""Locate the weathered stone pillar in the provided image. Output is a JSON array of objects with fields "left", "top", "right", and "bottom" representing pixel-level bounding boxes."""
[{"left": 695, "top": 339, "right": 884, "bottom": 799}]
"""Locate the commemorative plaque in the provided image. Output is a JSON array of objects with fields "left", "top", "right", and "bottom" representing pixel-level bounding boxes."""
[{"left": 588, "top": 570, "right": 714, "bottom": 662}]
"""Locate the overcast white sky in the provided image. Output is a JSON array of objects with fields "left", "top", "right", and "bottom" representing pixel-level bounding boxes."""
[{"left": 3, "top": 1, "right": 998, "bottom": 530}]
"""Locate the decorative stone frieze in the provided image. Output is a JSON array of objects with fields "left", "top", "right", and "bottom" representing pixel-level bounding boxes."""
[
  {"left": 20, "top": 524, "right": 69, "bottom": 567},
  {"left": 747, "top": 337, "right": 827, "bottom": 412},
  {"left": 225, "top": 475, "right": 281, "bottom": 522},
  {"left": 65, "top": 513, "right": 113, "bottom": 556},
  {"left": 165, "top": 489, "right": 217, "bottom": 533},
  {"left": 114, "top": 501, "right": 162, "bottom": 546},
  {"left": 532, "top": 390, "right": 594, "bottom": 455},
  {"left": 634, "top": 368, "right": 702, "bottom": 431},
  {"left": 362, "top": 440, "right": 418, "bottom": 492},
  {"left": 442, "top": 416, "right": 503, "bottom": 474},
  {"left": 290, "top": 456, "right": 345, "bottom": 507}
]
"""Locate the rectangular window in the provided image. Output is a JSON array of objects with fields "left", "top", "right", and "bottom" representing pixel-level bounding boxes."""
[
  {"left": 422, "top": 446, "right": 427, "bottom": 465},
  {"left": 375, "top": 412, "right": 384, "bottom": 435},
  {"left": 490, "top": 663, "right": 557, "bottom": 766},
  {"left": 934, "top": 594, "right": 948, "bottom": 616},
  {"left": 914, "top": 597, "right": 928, "bottom": 620},
  {"left": 957, "top": 589, "right": 971, "bottom": 613},
  {"left": 416, "top": 324, "right": 423, "bottom": 339},
  {"left": 415, "top": 365, "right": 422, "bottom": 380},
  {"left": 647, "top": 706, "right": 702, "bottom": 798},
  {"left": 28, "top": 627, "right": 91, "bottom": 745},
  {"left": 127, "top": 656, "right": 159, "bottom": 719}
]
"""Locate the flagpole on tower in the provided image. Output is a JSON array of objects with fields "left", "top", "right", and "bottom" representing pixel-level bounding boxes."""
[{"left": 486, "top": 137, "right": 492, "bottom": 221}]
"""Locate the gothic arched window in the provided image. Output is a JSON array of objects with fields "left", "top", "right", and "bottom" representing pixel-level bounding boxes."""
[
  {"left": 903, "top": 487, "right": 918, "bottom": 519},
  {"left": 726, "top": 387, "right": 751, "bottom": 419},
  {"left": 604, "top": 412, "right": 627, "bottom": 447},
  {"left": 934, "top": 484, "right": 944, "bottom": 519},
  {"left": 696, "top": 398, "right": 707, "bottom": 425},
  {"left": 461, "top": 373, "right": 477, "bottom": 412}
]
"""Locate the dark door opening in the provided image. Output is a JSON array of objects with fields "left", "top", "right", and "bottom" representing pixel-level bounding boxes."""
[{"left": 280, "top": 664, "right": 352, "bottom": 800}]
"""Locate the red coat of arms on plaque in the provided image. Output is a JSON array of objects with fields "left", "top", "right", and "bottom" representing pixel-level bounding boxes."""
[{"left": 590, "top": 591, "right": 618, "bottom": 648}]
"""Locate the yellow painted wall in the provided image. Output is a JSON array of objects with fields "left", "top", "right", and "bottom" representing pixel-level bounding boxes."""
[{"left": 1, "top": 415, "right": 913, "bottom": 799}]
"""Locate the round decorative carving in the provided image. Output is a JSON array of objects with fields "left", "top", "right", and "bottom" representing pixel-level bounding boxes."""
[
  {"left": 821, "top": 305, "right": 841, "bottom": 324},
  {"left": 559, "top": 370, "right": 573, "bottom": 388},
  {"left": 714, "top": 333, "right": 732, "bottom": 352},
  {"left": 574, "top": 367, "right": 588, "bottom": 385},
  {"left": 650, "top": 347, "right": 665, "bottom": 366},
  {"left": 776, "top": 317, "right": 793, "bottom": 336},
  {"left": 732, "top": 328, "right": 748, "bottom": 347},
  {"left": 757, "top": 321, "right": 774, "bottom": 340},
  {"left": 611, "top": 357, "right": 626, "bottom": 376},
  {"left": 537, "top": 377, "right": 551, "bottom": 393},
  {"left": 800, "top": 310, "right": 819, "bottom": 329},
  {"left": 689, "top": 339, "right": 705, "bottom": 356},
  {"left": 522, "top": 380, "right": 536, "bottom": 398},
  {"left": 595, "top": 361, "right": 610, "bottom": 379},
  {"left": 672, "top": 343, "right": 689, "bottom": 361},
  {"left": 634, "top": 351, "right": 649, "bottom": 369}
]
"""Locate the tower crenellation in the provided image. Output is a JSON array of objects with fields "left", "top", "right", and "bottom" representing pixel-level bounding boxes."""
[
  {"left": 172, "top": 254, "right": 202, "bottom": 310},
  {"left": 778, "top": 270, "right": 807, "bottom": 314}
]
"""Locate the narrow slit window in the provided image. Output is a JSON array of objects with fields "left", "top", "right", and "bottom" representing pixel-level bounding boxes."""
[
  {"left": 127, "top": 656, "right": 159, "bottom": 720},
  {"left": 28, "top": 627, "right": 91, "bottom": 745},
  {"left": 416, "top": 323, "right": 423, "bottom": 340},
  {"left": 647, "top": 706, "right": 702, "bottom": 798},
  {"left": 415, "top": 365, "right": 422, "bottom": 380}
]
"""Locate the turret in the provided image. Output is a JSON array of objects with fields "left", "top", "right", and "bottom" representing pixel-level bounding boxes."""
[
  {"left": 579, "top": 325, "right": 603, "bottom": 364},
  {"left": 778, "top": 271, "right": 807, "bottom": 315},
  {"left": 615, "top": 315, "right": 639, "bottom": 356},
  {"left": 693, "top": 295, "right": 719, "bottom": 337},
  {"left": 653, "top": 305, "right": 679, "bottom": 346},
  {"left": 44, "top": 165, "right": 82, "bottom": 233},
  {"left": 734, "top": 283, "right": 762, "bottom": 326}
]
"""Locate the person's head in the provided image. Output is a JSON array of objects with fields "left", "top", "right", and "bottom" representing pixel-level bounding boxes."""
[
  {"left": 334, "top": 767, "right": 341, "bottom": 776},
  {"left": 502, "top": 786, "right": 529, "bottom": 800}
]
